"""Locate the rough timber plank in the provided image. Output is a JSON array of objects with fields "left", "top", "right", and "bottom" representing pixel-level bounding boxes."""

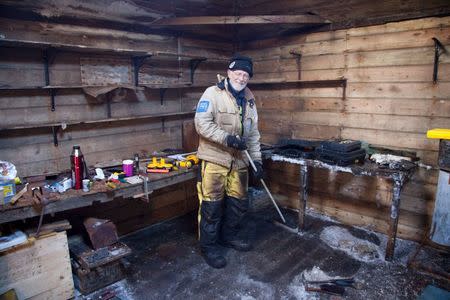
[
  {"left": 0, "top": 231, "right": 74, "bottom": 300},
  {"left": 344, "top": 98, "right": 450, "bottom": 117}
]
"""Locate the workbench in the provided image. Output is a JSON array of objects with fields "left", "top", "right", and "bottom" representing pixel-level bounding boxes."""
[
  {"left": 0, "top": 168, "right": 196, "bottom": 225},
  {"left": 270, "top": 154, "right": 416, "bottom": 261}
]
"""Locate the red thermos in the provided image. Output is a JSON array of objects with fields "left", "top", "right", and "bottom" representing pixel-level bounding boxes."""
[{"left": 71, "top": 145, "right": 84, "bottom": 189}]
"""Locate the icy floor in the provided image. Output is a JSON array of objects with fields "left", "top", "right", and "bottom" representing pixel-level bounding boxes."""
[{"left": 72, "top": 200, "right": 445, "bottom": 300}]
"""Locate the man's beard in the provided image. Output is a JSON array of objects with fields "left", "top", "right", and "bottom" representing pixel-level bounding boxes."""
[{"left": 229, "top": 80, "right": 247, "bottom": 92}]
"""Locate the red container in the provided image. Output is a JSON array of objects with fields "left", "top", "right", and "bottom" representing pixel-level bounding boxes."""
[{"left": 71, "top": 145, "right": 84, "bottom": 189}]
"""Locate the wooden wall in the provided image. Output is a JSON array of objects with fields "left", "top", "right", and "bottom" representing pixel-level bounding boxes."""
[
  {"left": 242, "top": 17, "right": 450, "bottom": 241},
  {"left": 54, "top": 179, "right": 198, "bottom": 236},
  {"left": 0, "top": 18, "right": 229, "bottom": 178}
]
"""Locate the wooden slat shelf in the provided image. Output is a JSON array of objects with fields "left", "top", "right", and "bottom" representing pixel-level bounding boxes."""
[
  {"left": 140, "top": 82, "right": 193, "bottom": 89},
  {"left": 0, "top": 83, "right": 211, "bottom": 91},
  {"left": 249, "top": 79, "right": 347, "bottom": 99},
  {"left": 0, "top": 39, "right": 213, "bottom": 92},
  {"left": 0, "top": 38, "right": 154, "bottom": 56},
  {"left": 153, "top": 51, "right": 207, "bottom": 61},
  {"left": 249, "top": 79, "right": 347, "bottom": 87},
  {"left": 0, "top": 84, "right": 143, "bottom": 91},
  {"left": 0, "top": 111, "right": 195, "bottom": 131}
]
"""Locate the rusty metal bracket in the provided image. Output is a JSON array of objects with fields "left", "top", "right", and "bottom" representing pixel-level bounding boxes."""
[
  {"left": 432, "top": 37, "right": 447, "bottom": 84},
  {"left": 52, "top": 125, "right": 59, "bottom": 147},
  {"left": 289, "top": 50, "right": 302, "bottom": 80},
  {"left": 189, "top": 58, "right": 207, "bottom": 84},
  {"left": 159, "top": 88, "right": 167, "bottom": 105},
  {"left": 50, "top": 89, "right": 57, "bottom": 111},
  {"left": 132, "top": 55, "right": 152, "bottom": 86},
  {"left": 43, "top": 48, "right": 58, "bottom": 111},
  {"left": 106, "top": 93, "right": 112, "bottom": 118}
]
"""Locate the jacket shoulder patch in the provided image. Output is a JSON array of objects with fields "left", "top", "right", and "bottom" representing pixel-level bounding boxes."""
[
  {"left": 196, "top": 100, "right": 210, "bottom": 112},
  {"left": 248, "top": 99, "right": 255, "bottom": 108}
]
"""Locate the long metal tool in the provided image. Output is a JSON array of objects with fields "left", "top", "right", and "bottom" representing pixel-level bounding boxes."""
[{"left": 244, "top": 150, "right": 286, "bottom": 223}]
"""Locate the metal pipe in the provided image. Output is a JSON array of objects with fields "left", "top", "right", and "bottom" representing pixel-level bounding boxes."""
[{"left": 244, "top": 150, "right": 286, "bottom": 223}]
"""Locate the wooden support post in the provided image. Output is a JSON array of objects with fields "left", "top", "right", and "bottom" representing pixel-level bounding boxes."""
[
  {"left": 385, "top": 179, "right": 403, "bottom": 261},
  {"left": 298, "top": 164, "right": 309, "bottom": 231}
]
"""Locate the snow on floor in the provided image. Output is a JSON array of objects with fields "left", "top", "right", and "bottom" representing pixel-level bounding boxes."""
[
  {"left": 320, "top": 225, "right": 384, "bottom": 263},
  {"left": 308, "top": 208, "right": 417, "bottom": 265},
  {"left": 285, "top": 267, "right": 338, "bottom": 300},
  {"left": 302, "top": 266, "right": 335, "bottom": 281},
  {"left": 75, "top": 279, "right": 135, "bottom": 300},
  {"left": 286, "top": 274, "right": 318, "bottom": 300}
]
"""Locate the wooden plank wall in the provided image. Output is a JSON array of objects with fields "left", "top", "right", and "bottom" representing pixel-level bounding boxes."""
[
  {"left": 0, "top": 18, "right": 227, "bottom": 234},
  {"left": 0, "top": 17, "right": 229, "bottom": 178},
  {"left": 242, "top": 17, "right": 450, "bottom": 241}
]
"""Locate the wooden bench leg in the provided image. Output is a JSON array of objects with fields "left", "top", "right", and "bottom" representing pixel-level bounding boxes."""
[
  {"left": 385, "top": 179, "right": 403, "bottom": 261},
  {"left": 298, "top": 164, "right": 309, "bottom": 231}
]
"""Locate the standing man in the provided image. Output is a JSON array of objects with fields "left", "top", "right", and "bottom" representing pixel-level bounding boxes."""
[{"left": 194, "top": 54, "right": 263, "bottom": 268}]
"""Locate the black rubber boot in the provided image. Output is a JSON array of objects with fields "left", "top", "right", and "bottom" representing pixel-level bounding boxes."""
[
  {"left": 199, "top": 200, "right": 226, "bottom": 268},
  {"left": 221, "top": 196, "right": 252, "bottom": 252}
]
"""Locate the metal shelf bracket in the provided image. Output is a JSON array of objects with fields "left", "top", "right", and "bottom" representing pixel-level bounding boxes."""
[
  {"left": 52, "top": 126, "right": 59, "bottom": 147},
  {"left": 432, "top": 37, "right": 447, "bottom": 84},
  {"left": 133, "top": 55, "right": 152, "bottom": 87},
  {"left": 189, "top": 58, "right": 207, "bottom": 84}
]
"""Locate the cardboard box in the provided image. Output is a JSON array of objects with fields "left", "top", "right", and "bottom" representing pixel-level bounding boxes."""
[{"left": 0, "top": 180, "right": 15, "bottom": 205}]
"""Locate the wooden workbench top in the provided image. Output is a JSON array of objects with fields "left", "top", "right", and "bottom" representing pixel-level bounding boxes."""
[{"left": 0, "top": 168, "right": 197, "bottom": 224}]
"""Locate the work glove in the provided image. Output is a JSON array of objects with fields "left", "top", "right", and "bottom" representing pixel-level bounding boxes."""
[
  {"left": 226, "top": 135, "right": 247, "bottom": 150},
  {"left": 252, "top": 161, "right": 264, "bottom": 181}
]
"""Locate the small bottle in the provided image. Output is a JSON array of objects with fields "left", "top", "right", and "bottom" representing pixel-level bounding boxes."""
[
  {"left": 134, "top": 153, "right": 140, "bottom": 175},
  {"left": 71, "top": 145, "right": 84, "bottom": 189}
]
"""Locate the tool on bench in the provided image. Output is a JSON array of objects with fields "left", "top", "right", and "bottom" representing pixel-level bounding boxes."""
[
  {"left": 147, "top": 157, "right": 173, "bottom": 173},
  {"left": 175, "top": 154, "right": 199, "bottom": 169},
  {"left": 10, "top": 183, "right": 29, "bottom": 205},
  {"left": 31, "top": 186, "right": 50, "bottom": 237},
  {"left": 243, "top": 150, "right": 286, "bottom": 224}
]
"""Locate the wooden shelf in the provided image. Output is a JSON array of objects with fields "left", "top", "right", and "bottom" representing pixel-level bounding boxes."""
[
  {"left": 140, "top": 82, "right": 194, "bottom": 89},
  {"left": 0, "top": 39, "right": 211, "bottom": 91},
  {"left": 1, "top": 111, "right": 195, "bottom": 131},
  {"left": 0, "top": 39, "right": 206, "bottom": 147},
  {"left": 0, "top": 38, "right": 153, "bottom": 57},
  {"left": 0, "top": 83, "right": 211, "bottom": 91},
  {"left": 153, "top": 51, "right": 207, "bottom": 61},
  {"left": 249, "top": 79, "right": 347, "bottom": 87},
  {"left": 249, "top": 79, "right": 347, "bottom": 99},
  {"left": 0, "top": 84, "right": 143, "bottom": 91}
]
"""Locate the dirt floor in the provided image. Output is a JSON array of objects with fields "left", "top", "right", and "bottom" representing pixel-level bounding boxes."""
[{"left": 75, "top": 191, "right": 450, "bottom": 300}]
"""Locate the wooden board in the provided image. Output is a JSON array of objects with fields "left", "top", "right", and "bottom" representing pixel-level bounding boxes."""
[
  {"left": 182, "top": 120, "right": 199, "bottom": 152},
  {"left": 80, "top": 56, "right": 132, "bottom": 85},
  {"left": 0, "top": 231, "right": 74, "bottom": 299}
]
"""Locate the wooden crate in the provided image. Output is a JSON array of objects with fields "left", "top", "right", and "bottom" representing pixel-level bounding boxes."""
[
  {"left": 72, "top": 259, "right": 125, "bottom": 295},
  {"left": 0, "top": 231, "right": 74, "bottom": 300}
]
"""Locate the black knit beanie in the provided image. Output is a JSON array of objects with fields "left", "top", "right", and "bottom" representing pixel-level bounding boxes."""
[{"left": 228, "top": 54, "right": 253, "bottom": 78}]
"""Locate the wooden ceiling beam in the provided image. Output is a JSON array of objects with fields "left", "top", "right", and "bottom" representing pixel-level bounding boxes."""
[{"left": 151, "top": 15, "right": 330, "bottom": 26}]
